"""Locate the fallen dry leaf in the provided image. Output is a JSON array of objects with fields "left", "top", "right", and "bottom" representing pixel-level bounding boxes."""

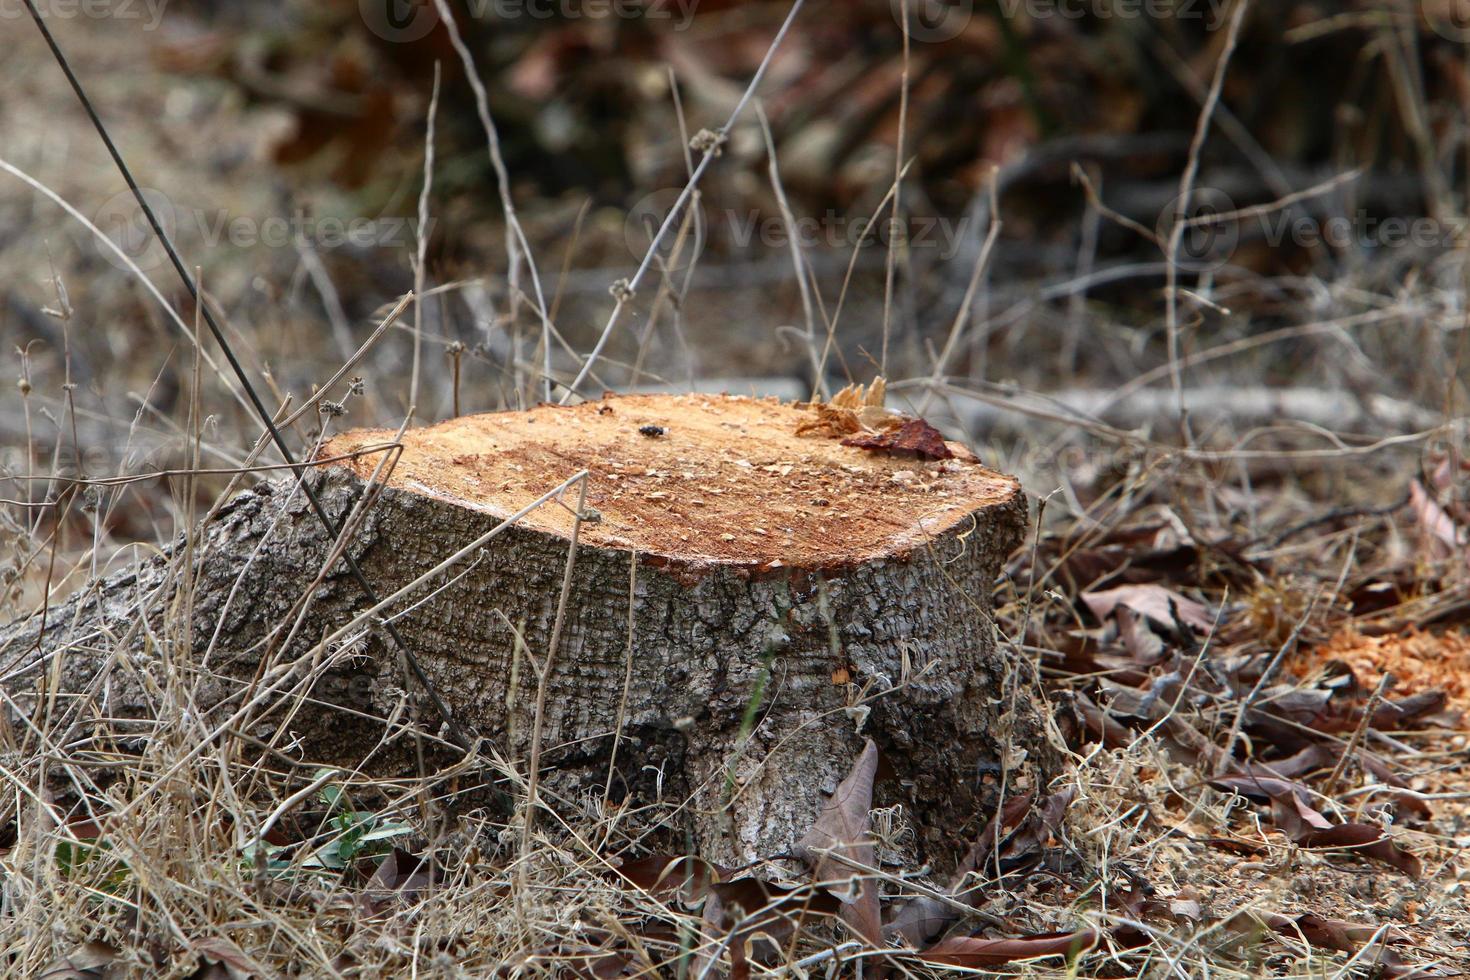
[
  {"left": 794, "top": 739, "right": 883, "bottom": 944},
  {"left": 1295, "top": 822, "right": 1423, "bottom": 878},
  {"left": 1117, "top": 606, "right": 1166, "bottom": 664},
  {"left": 887, "top": 790, "right": 1038, "bottom": 947},
  {"left": 888, "top": 788, "right": 1074, "bottom": 948},
  {"left": 1082, "top": 583, "right": 1215, "bottom": 633},
  {"left": 37, "top": 941, "right": 120, "bottom": 979},
  {"left": 1225, "top": 908, "right": 1455, "bottom": 977},
  {"left": 842, "top": 418, "right": 954, "bottom": 461},
  {"left": 1211, "top": 775, "right": 1422, "bottom": 876},
  {"left": 692, "top": 886, "right": 730, "bottom": 980},
  {"left": 190, "top": 936, "right": 264, "bottom": 979},
  {"left": 706, "top": 877, "right": 843, "bottom": 978},
  {"left": 920, "top": 929, "right": 1099, "bottom": 967},
  {"left": 358, "top": 849, "right": 436, "bottom": 917},
  {"left": 613, "top": 854, "right": 723, "bottom": 903},
  {"left": 1409, "top": 479, "right": 1461, "bottom": 561},
  {"left": 1169, "top": 891, "right": 1204, "bottom": 922}
]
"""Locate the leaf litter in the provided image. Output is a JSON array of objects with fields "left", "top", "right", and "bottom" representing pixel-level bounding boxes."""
[
  {"left": 12, "top": 423, "right": 1470, "bottom": 979},
  {"left": 567, "top": 486, "right": 1470, "bottom": 977},
  {"left": 15, "top": 470, "right": 1470, "bottom": 979}
]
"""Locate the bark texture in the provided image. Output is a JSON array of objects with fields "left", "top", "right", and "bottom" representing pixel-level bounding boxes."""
[{"left": 0, "top": 395, "right": 1058, "bottom": 867}]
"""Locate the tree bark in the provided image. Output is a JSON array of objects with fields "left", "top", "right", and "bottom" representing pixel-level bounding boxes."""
[{"left": 0, "top": 394, "right": 1057, "bottom": 867}]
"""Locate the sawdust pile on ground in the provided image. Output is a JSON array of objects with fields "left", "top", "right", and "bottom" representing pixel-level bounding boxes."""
[{"left": 1297, "top": 628, "right": 1470, "bottom": 715}]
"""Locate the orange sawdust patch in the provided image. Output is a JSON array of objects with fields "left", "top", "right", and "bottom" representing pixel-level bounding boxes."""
[
  {"left": 318, "top": 393, "right": 1020, "bottom": 570},
  {"left": 1294, "top": 628, "right": 1470, "bottom": 714}
]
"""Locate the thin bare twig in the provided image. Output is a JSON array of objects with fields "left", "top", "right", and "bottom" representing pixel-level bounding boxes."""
[{"left": 562, "top": 0, "right": 808, "bottom": 401}]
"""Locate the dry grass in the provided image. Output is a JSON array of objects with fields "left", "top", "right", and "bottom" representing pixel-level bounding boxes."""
[{"left": 3, "top": 2, "right": 1470, "bottom": 977}]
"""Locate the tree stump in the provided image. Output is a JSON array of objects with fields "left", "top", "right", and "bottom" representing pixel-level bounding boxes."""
[{"left": 2, "top": 393, "right": 1056, "bottom": 866}]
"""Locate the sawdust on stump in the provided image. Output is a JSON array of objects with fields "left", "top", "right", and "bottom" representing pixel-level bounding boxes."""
[{"left": 320, "top": 392, "right": 1019, "bottom": 571}]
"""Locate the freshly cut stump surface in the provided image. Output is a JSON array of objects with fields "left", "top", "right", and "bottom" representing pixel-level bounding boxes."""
[
  {"left": 2, "top": 393, "right": 1056, "bottom": 867},
  {"left": 326, "top": 393, "right": 1020, "bottom": 569}
]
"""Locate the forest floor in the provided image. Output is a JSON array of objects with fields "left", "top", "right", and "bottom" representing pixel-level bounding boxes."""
[{"left": 2, "top": 4, "right": 1468, "bottom": 977}]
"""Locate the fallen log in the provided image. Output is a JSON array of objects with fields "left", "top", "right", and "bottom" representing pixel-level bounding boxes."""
[{"left": 1, "top": 393, "right": 1057, "bottom": 865}]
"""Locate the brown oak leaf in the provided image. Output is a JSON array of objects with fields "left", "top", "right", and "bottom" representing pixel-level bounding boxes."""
[{"left": 842, "top": 418, "right": 954, "bottom": 461}]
